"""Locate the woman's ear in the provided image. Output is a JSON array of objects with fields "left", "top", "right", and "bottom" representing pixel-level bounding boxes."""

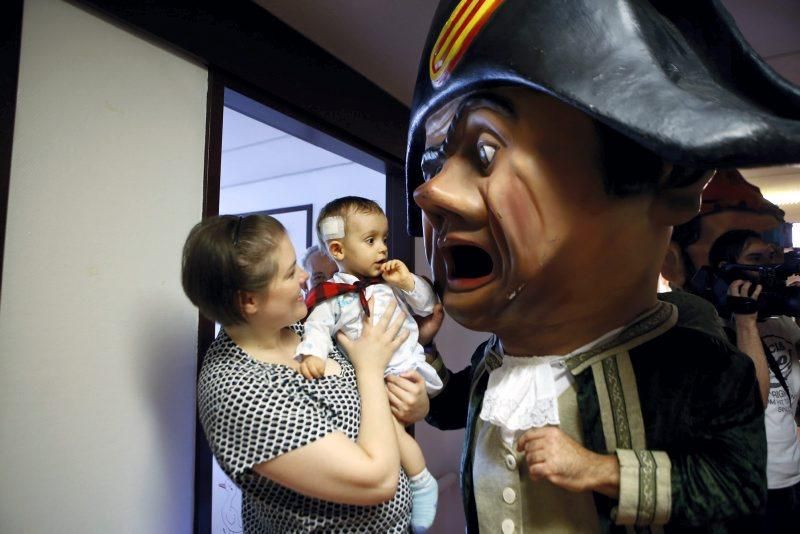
[
  {"left": 661, "top": 241, "right": 687, "bottom": 289},
  {"left": 651, "top": 167, "right": 715, "bottom": 226},
  {"left": 328, "top": 240, "right": 344, "bottom": 261},
  {"left": 238, "top": 290, "right": 259, "bottom": 316}
]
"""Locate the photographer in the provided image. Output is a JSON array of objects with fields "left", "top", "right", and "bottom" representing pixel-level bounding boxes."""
[{"left": 708, "top": 229, "right": 800, "bottom": 530}]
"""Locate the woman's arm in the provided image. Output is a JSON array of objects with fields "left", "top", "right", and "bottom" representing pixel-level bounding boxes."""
[{"left": 253, "top": 300, "right": 409, "bottom": 505}]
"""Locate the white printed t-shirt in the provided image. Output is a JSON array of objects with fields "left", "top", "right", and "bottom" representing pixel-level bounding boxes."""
[{"left": 757, "top": 315, "right": 800, "bottom": 489}]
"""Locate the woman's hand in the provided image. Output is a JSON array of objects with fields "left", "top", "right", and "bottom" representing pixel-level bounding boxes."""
[
  {"left": 336, "top": 298, "right": 409, "bottom": 372},
  {"left": 386, "top": 371, "right": 430, "bottom": 424}
]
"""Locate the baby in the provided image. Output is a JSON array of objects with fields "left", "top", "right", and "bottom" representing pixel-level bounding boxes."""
[{"left": 296, "top": 196, "right": 441, "bottom": 532}]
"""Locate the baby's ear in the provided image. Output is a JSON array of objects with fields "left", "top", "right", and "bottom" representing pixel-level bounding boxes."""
[
  {"left": 328, "top": 240, "right": 344, "bottom": 261},
  {"left": 651, "top": 167, "right": 715, "bottom": 226}
]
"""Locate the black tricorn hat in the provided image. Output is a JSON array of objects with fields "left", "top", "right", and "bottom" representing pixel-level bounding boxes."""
[{"left": 406, "top": 0, "right": 800, "bottom": 235}]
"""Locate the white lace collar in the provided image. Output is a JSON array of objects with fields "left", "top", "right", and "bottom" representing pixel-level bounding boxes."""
[{"left": 480, "top": 325, "right": 624, "bottom": 447}]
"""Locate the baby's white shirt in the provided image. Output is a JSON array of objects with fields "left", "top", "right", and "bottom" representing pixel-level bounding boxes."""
[{"left": 295, "top": 272, "right": 442, "bottom": 392}]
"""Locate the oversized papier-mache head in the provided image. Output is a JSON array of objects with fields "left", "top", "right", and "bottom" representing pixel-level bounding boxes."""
[{"left": 406, "top": 0, "right": 800, "bottom": 235}]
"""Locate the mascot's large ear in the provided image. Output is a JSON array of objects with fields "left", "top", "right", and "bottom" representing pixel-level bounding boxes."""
[
  {"left": 661, "top": 241, "right": 687, "bottom": 289},
  {"left": 651, "top": 167, "right": 715, "bottom": 227}
]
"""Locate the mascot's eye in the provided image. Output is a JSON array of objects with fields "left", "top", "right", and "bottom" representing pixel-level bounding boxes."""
[{"left": 478, "top": 143, "right": 496, "bottom": 169}]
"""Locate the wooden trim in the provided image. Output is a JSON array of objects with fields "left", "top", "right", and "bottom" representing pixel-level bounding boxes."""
[
  {"left": 386, "top": 163, "right": 414, "bottom": 268},
  {"left": 0, "top": 0, "right": 24, "bottom": 304},
  {"left": 192, "top": 67, "right": 225, "bottom": 534}
]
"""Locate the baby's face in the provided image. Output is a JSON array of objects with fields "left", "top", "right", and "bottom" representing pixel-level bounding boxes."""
[{"left": 339, "top": 211, "right": 390, "bottom": 278}]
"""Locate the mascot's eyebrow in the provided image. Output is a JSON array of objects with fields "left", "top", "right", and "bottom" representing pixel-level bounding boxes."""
[
  {"left": 421, "top": 93, "right": 516, "bottom": 180},
  {"left": 443, "top": 93, "right": 516, "bottom": 153}
]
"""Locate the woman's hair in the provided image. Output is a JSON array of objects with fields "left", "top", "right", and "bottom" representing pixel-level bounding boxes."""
[
  {"left": 708, "top": 229, "right": 761, "bottom": 268},
  {"left": 182, "top": 214, "right": 287, "bottom": 326}
]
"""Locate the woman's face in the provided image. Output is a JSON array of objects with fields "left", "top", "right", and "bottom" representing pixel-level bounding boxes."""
[{"left": 252, "top": 235, "right": 309, "bottom": 328}]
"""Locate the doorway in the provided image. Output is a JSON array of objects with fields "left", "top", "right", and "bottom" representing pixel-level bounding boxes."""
[{"left": 204, "top": 86, "right": 398, "bottom": 533}]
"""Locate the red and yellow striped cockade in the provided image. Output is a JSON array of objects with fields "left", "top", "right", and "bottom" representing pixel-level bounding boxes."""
[{"left": 429, "top": 0, "right": 506, "bottom": 88}]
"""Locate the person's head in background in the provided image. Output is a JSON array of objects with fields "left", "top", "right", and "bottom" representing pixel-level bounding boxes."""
[
  {"left": 316, "top": 196, "right": 389, "bottom": 279},
  {"left": 710, "top": 229, "right": 783, "bottom": 272},
  {"left": 301, "top": 244, "right": 338, "bottom": 290},
  {"left": 663, "top": 170, "right": 787, "bottom": 289},
  {"left": 182, "top": 214, "right": 309, "bottom": 330}
]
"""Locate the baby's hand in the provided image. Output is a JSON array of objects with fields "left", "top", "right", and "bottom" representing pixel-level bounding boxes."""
[
  {"left": 299, "top": 355, "right": 326, "bottom": 379},
  {"left": 381, "top": 259, "right": 414, "bottom": 292}
]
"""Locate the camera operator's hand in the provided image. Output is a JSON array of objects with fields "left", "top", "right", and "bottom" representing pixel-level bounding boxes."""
[{"left": 728, "top": 279, "right": 762, "bottom": 325}]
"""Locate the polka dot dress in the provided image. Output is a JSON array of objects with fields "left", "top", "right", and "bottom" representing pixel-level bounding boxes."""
[{"left": 197, "top": 327, "right": 411, "bottom": 533}]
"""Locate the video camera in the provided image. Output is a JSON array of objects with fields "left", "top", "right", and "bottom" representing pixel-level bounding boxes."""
[{"left": 687, "top": 250, "right": 800, "bottom": 318}]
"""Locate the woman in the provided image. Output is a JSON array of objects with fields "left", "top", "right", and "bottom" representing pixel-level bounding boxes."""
[{"left": 182, "top": 214, "right": 412, "bottom": 532}]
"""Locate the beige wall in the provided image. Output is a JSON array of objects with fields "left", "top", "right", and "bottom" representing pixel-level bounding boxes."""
[{"left": 0, "top": 0, "right": 207, "bottom": 531}]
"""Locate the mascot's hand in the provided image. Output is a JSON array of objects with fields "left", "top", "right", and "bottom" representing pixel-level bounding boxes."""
[
  {"left": 416, "top": 303, "right": 444, "bottom": 347},
  {"left": 517, "top": 426, "right": 620, "bottom": 498}
]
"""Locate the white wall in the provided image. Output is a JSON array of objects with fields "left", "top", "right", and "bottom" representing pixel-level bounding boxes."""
[{"left": 0, "top": 1, "right": 208, "bottom": 532}]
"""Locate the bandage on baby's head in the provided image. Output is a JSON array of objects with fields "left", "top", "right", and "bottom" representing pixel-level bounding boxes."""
[{"left": 319, "top": 216, "right": 345, "bottom": 240}]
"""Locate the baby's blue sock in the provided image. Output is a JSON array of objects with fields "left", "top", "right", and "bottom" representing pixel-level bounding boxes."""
[{"left": 408, "top": 468, "right": 438, "bottom": 533}]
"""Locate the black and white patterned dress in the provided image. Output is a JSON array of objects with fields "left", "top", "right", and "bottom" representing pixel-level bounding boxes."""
[{"left": 197, "top": 328, "right": 411, "bottom": 533}]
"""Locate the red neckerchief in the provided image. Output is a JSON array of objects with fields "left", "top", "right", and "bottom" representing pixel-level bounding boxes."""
[{"left": 304, "top": 277, "right": 384, "bottom": 317}]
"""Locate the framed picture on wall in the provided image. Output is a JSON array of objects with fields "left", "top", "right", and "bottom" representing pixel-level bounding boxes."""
[{"left": 239, "top": 204, "right": 313, "bottom": 258}]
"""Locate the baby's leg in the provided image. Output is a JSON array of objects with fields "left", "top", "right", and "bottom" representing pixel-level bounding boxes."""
[
  {"left": 393, "top": 418, "right": 437, "bottom": 532},
  {"left": 393, "top": 417, "right": 425, "bottom": 476}
]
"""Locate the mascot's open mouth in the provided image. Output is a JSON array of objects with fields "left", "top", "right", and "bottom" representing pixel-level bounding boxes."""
[{"left": 447, "top": 245, "right": 494, "bottom": 280}]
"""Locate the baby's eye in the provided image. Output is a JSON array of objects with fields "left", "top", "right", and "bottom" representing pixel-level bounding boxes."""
[
  {"left": 366, "top": 237, "right": 374, "bottom": 245},
  {"left": 478, "top": 143, "right": 496, "bottom": 169}
]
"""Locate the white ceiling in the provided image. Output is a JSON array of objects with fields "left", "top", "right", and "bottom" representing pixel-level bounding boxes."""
[
  {"left": 254, "top": 0, "right": 800, "bottom": 219},
  {"left": 221, "top": 108, "right": 356, "bottom": 189}
]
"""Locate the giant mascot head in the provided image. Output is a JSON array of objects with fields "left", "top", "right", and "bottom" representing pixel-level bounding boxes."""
[{"left": 405, "top": 0, "right": 800, "bottom": 349}]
